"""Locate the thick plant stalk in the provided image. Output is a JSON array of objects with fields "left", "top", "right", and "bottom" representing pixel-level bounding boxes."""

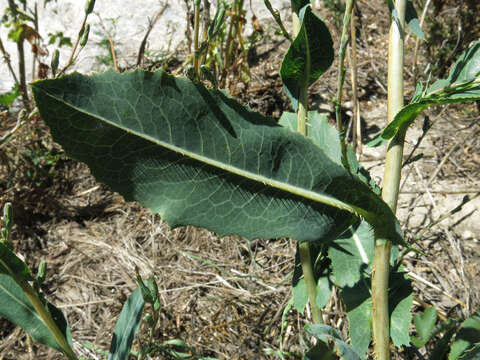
[
  {"left": 371, "top": 1, "right": 407, "bottom": 359},
  {"left": 335, "top": 0, "right": 355, "bottom": 170},
  {"left": 291, "top": 3, "right": 322, "bottom": 325}
]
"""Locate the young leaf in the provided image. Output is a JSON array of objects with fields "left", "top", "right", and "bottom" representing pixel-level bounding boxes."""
[
  {"left": 0, "top": 273, "right": 72, "bottom": 353},
  {"left": 280, "top": 5, "right": 334, "bottom": 111},
  {"left": 405, "top": 0, "right": 425, "bottom": 41},
  {"left": 380, "top": 40, "right": 480, "bottom": 140},
  {"left": 31, "top": 70, "right": 402, "bottom": 245},
  {"left": 449, "top": 313, "right": 480, "bottom": 360},
  {"left": 412, "top": 306, "right": 437, "bottom": 348},
  {"left": 108, "top": 286, "right": 145, "bottom": 360}
]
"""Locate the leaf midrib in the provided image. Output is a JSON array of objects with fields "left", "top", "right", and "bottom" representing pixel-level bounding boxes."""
[{"left": 40, "top": 90, "right": 369, "bottom": 220}]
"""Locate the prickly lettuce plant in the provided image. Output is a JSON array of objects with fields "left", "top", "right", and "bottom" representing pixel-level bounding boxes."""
[{"left": 1, "top": 0, "right": 480, "bottom": 359}]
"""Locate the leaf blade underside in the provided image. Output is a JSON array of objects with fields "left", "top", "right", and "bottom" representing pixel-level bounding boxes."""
[{"left": 32, "top": 69, "right": 399, "bottom": 244}]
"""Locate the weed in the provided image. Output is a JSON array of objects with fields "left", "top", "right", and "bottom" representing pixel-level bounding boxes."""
[{"left": 1, "top": 1, "right": 480, "bottom": 359}]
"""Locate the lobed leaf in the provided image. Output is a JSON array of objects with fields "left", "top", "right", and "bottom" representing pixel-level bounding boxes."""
[
  {"left": 32, "top": 70, "right": 402, "bottom": 245},
  {"left": 280, "top": 5, "right": 334, "bottom": 111},
  {"left": 108, "top": 286, "right": 145, "bottom": 360}
]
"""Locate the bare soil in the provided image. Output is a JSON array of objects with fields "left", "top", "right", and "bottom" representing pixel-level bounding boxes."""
[{"left": 1, "top": 1, "right": 479, "bottom": 359}]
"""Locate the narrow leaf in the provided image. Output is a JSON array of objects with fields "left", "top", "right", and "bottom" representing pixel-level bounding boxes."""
[
  {"left": 0, "top": 273, "right": 72, "bottom": 352},
  {"left": 280, "top": 5, "right": 334, "bottom": 110},
  {"left": 32, "top": 70, "right": 402, "bottom": 245},
  {"left": 0, "top": 242, "right": 33, "bottom": 282},
  {"left": 108, "top": 286, "right": 145, "bottom": 360}
]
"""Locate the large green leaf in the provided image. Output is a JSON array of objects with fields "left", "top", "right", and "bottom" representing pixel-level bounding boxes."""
[
  {"left": 449, "top": 313, "right": 480, "bottom": 360},
  {"left": 280, "top": 5, "right": 334, "bottom": 111},
  {"left": 32, "top": 70, "right": 401, "bottom": 244},
  {"left": 381, "top": 40, "right": 480, "bottom": 140},
  {"left": 0, "top": 273, "right": 72, "bottom": 352},
  {"left": 108, "top": 286, "right": 145, "bottom": 360}
]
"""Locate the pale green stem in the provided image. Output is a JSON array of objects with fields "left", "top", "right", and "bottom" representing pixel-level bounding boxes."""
[
  {"left": 335, "top": 0, "right": 355, "bottom": 171},
  {"left": 291, "top": 3, "right": 322, "bottom": 324},
  {"left": 371, "top": 1, "right": 406, "bottom": 359},
  {"left": 298, "top": 243, "right": 322, "bottom": 324}
]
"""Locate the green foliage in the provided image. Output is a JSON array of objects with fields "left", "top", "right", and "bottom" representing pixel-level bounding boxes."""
[
  {"left": 305, "top": 324, "right": 362, "bottom": 360},
  {"left": 379, "top": 39, "right": 480, "bottom": 141},
  {"left": 449, "top": 314, "right": 480, "bottom": 360},
  {"left": 412, "top": 307, "right": 437, "bottom": 348},
  {"left": 280, "top": 4, "right": 334, "bottom": 111},
  {"left": 0, "top": 85, "right": 20, "bottom": 108},
  {"left": 0, "top": 203, "right": 74, "bottom": 357},
  {"left": 405, "top": 0, "right": 425, "bottom": 41},
  {"left": 31, "top": 69, "right": 402, "bottom": 245},
  {"left": 48, "top": 31, "right": 73, "bottom": 48},
  {"left": 0, "top": 273, "right": 73, "bottom": 352},
  {"left": 108, "top": 287, "right": 145, "bottom": 360}
]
